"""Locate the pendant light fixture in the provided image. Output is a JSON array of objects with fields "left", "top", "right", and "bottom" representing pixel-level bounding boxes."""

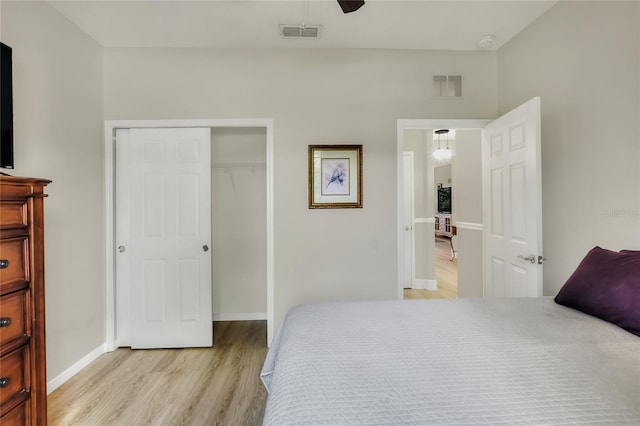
[{"left": 433, "top": 129, "right": 452, "bottom": 161}]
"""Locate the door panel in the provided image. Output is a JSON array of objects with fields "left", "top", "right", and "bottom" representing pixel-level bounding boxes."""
[
  {"left": 144, "top": 260, "right": 165, "bottom": 321},
  {"left": 510, "top": 163, "right": 526, "bottom": 242},
  {"left": 118, "top": 127, "right": 212, "bottom": 349},
  {"left": 483, "top": 97, "right": 542, "bottom": 298},
  {"left": 144, "top": 176, "right": 165, "bottom": 236},
  {"left": 402, "top": 153, "right": 414, "bottom": 289},
  {"left": 490, "top": 168, "right": 504, "bottom": 236},
  {"left": 178, "top": 259, "right": 200, "bottom": 321}
]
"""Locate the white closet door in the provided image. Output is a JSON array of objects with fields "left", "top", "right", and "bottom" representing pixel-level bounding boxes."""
[
  {"left": 402, "top": 152, "right": 415, "bottom": 289},
  {"left": 483, "top": 97, "right": 543, "bottom": 298},
  {"left": 120, "top": 127, "right": 212, "bottom": 349}
]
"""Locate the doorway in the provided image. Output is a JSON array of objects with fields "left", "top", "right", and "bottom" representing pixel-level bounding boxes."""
[
  {"left": 397, "top": 98, "right": 543, "bottom": 300},
  {"left": 396, "top": 120, "right": 489, "bottom": 301},
  {"left": 434, "top": 158, "right": 457, "bottom": 300},
  {"left": 115, "top": 127, "right": 214, "bottom": 349},
  {"left": 211, "top": 128, "right": 267, "bottom": 322},
  {"left": 401, "top": 129, "right": 464, "bottom": 299},
  {"left": 104, "top": 119, "right": 275, "bottom": 351}
]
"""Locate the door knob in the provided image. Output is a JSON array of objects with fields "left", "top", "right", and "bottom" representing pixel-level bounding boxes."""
[
  {"left": 203, "top": 245, "right": 209, "bottom": 252},
  {"left": 404, "top": 226, "right": 410, "bottom": 231},
  {"left": 118, "top": 245, "right": 125, "bottom": 253},
  {"left": 517, "top": 254, "right": 536, "bottom": 264}
]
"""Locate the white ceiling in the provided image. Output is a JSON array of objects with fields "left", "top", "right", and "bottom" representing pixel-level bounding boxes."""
[{"left": 47, "top": 0, "right": 557, "bottom": 50}]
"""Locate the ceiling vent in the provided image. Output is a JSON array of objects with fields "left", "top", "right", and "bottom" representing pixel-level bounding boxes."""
[{"left": 280, "top": 25, "right": 321, "bottom": 38}]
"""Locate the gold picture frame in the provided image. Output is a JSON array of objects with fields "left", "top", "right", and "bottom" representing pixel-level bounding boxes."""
[{"left": 308, "top": 144, "right": 363, "bottom": 209}]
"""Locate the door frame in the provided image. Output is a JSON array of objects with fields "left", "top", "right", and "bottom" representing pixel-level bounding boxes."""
[
  {"left": 396, "top": 119, "right": 489, "bottom": 299},
  {"left": 104, "top": 118, "right": 275, "bottom": 351}
]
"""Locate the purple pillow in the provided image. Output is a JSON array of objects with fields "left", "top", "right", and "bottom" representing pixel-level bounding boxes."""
[
  {"left": 555, "top": 246, "right": 640, "bottom": 336},
  {"left": 620, "top": 249, "right": 640, "bottom": 255}
]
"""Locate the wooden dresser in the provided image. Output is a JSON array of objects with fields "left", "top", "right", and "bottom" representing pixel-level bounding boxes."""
[{"left": 0, "top": 176, "right": 50, "bottom": 425}]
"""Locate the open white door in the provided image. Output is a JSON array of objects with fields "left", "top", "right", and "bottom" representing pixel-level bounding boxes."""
[
  {"left": 402, "top": 152, "right": 415, "bottom": 289},
  {"left": 483, "top": 97, "right": 543, "bottom": 297},
  {"left": 119, "top": 127, "right": 212, "bottom": 349}
]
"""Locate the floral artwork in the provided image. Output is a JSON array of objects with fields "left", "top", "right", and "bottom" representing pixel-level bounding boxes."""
[
  {"left": 308, "top": 145, "right": 362, "bottom": 209},
  {"left": 321, "top": 158, "right": 350, "bottom": 196}
]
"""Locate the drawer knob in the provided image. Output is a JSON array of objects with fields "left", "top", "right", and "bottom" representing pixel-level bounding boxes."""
[
  {"left": 0, "top": 259, "right": 8, "bottom": 269},
  {"left": 0, "top": 377, "right": 9, "bottom": 388},
  {"left": 0, "top": 317, "right": 11, "bottom": 327}
]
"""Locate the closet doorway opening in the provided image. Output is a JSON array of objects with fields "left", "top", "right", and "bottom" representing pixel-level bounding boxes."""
[
  {"left": 211, "top": 127, "right": 267, "bottom": 323},
  {"left": 104, "top": 119, "right": 274, "bottom": 352}
]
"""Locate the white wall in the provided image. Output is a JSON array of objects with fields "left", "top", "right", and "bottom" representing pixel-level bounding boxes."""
[
  {"left": 211, "top": 127, "right": 267, "bottom": 319},
  {"left": 450, "top": 129, "right": 483, "bottom": 297},
  {"left": 103, "top": 48, "right": 499, "bottom": 328},
  {"left": 1, "top": 1, "right": 104, "bottom": 379},
  {"left": 452, "top": 130, "right": 482, "bottom": 225},
  {"left": 434, "top": 165, "right": 451, "bottom": 189},
  {"left": 498, "top": 0, "right": 640, "bottom": 296}
]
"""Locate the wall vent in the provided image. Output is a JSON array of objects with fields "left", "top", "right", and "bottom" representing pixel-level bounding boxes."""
[
  {"left": 280, "top": 25, "right": 321, "bottom": 38},
  {"left": 433, "top": 75, "right": 462, "bottom": 97}
]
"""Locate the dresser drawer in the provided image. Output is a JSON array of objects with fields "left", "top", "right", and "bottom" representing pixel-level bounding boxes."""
[
  {"left": 0, "top": 202, "right": 27, "bottom": 229},
  {"left": 0, "top": 238, "right": 29, "bottom": 292},
  {"left": 1, "top": 399, "right": 29, "bottom": 426},
  {"left": 0, "top": 345, "right": 28, "bottom": 406},
  {"left": 0, "top": 291, "right": 27, "bottom": 347}
]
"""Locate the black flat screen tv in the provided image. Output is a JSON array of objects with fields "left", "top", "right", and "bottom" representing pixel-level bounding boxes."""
[
  {"left": 437, "top": 187, "right": 451, "bottom": 213},
  {"left": 1, "top": 42, "right": 14, "bottom": 169}
]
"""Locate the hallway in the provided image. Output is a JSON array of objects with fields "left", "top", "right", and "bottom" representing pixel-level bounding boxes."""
[{"left": 404, "top": 236, "right": 457, "bottom": 300}]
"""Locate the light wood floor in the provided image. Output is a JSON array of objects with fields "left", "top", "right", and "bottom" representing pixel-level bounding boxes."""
[
  {"left": 48, "top": 242, "right": 455, "bottom": 424},
  {"left": 404, "top": 236, "right": 458, "bottom": 300},
  {"left": 48, "top": 321, "right": 268, "bottom": 426}
]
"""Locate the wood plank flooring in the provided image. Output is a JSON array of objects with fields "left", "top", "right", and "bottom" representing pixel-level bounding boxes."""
[
  {"left": 48, "top": 321, "right": 268, "bottom": 426},
  {"left": 49, "top": 240, "right": 457, "bottom": 424},
  {"left": 404, "top": 236, "right": 458, "bottom": 300}
]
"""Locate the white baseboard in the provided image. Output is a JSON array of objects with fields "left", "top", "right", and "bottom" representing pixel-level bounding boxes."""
[
  {"left": 213, "top": 312, "right": 267, "bottom": 321},
  {"left": 47, "top": 343, "right": 105, "bottom": 395},
  {"left": 413, "top": 279, "right": 437, "bottom": 291}
]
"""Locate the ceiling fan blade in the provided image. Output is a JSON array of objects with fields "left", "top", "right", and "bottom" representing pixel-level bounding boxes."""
[{"left": 338, "top": 1, "right": 365, "bottom": 14}]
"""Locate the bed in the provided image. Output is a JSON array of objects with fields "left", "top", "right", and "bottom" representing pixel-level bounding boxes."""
[{"left": 260, "top": 297, "right": 640, "bottom": 425}]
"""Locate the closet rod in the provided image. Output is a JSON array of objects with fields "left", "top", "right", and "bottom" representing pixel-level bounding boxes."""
[{"left": 211, "top": 162, "right": 266, "bottom": 169}]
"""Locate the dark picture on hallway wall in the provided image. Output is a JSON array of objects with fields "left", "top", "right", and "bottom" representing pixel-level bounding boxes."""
[
  {"left": 309, "top": 145, "right": 362, "bottom": 209},
  {"left": 438, "top": 187, "right": 452, "bottom": 213}
]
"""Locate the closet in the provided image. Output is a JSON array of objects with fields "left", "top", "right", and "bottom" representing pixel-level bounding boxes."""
[
  {"left": 211, "top": 128, "right": 267, "bottom": 321},
  {"left": 114, "top": 126, "right": 268, "bottom": 348}
]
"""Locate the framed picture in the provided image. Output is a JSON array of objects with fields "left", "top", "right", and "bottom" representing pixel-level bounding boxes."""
[{"left": 308, "top": 144, "right": 362, "bottom": 209}]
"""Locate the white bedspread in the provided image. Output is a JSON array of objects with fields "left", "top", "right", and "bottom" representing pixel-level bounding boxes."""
[{"left": 261, "top": 298, "right": 640, "bottom": 425}]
